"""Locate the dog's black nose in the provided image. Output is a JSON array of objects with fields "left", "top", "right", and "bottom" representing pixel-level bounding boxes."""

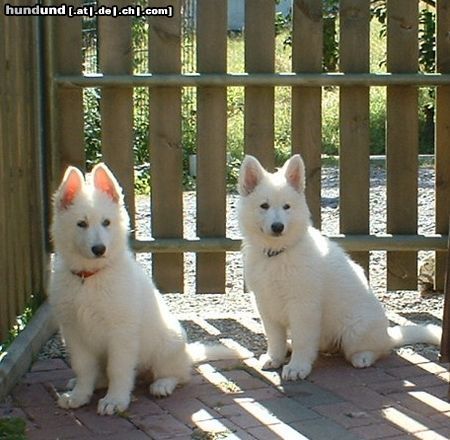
[
  {"left": 91, "top": 244, "right": 106, "bottom": 257},
  {"left": 271, "top": 222, "right": 284, "bottom": 234}
]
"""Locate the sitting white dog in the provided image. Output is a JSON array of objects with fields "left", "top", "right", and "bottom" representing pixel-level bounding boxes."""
[
  {"left": 238, "top": 154, "right": 441, "bottom": 381},
  {"left": 49, "top": 163, "right": 245, "bottom": 415}
]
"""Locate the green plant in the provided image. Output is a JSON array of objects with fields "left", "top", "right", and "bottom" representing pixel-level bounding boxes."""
[
  {"left": 0, "top": 295, "right": 40, "bottom": 361},
  {"left": 0, "top": 417, "right": 26, "bottom": 440},
  {"left": 84, "top": 88, "right": 102, "bottom": 170}
]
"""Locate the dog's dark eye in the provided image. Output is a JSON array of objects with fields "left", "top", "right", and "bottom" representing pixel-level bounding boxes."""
[
  {"left": 260, "top": 203, "right": 270, "bottom": 210},
  {"left": 102, "top": 219, "right": 111, "bottom": 227},
  {"left": 283, "top": 204, "right": 291, "bottom": 210},
  {"left": 77, "top": 220, "right": 88, "bottom": 228}
]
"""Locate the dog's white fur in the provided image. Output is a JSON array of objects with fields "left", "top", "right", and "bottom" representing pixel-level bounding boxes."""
[
  {"left": 238, "top": 154, "right": 441, "bottom": 381},
  {"left": 49, "top": 164, "right": 245, "bottom": 415}
]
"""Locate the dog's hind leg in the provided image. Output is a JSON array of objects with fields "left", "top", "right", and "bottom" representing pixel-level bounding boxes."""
[{"left": 149, "top": 345, "right": 192, "bottom": 398}]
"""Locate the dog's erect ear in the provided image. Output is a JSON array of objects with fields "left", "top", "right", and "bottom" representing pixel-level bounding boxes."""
[
  {"left": 56, "top": 166, "right": 84, "bottom": 210},
  {"left": 283, "top": 154, "right": 305, "bottom": 193},
  {"left": 92, "top": 163, "right": 122, "bottom": 203},
  {"left": 239, "top": 155, "right": 265, "bottom": 196}
]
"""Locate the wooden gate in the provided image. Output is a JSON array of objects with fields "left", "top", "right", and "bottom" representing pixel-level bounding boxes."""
[{"left": 42, "top": 0, "right": 450, "bottom": 295}]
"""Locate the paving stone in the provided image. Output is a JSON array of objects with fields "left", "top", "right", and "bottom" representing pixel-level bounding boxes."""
[
  {"left": 386, "top": 364, "right": 446, "bottom": 380},
  {"left": 26, "top": 427, "right": 91, "bottom": 440},
  {"left": 73, "top": 406, "right": 136, "bottom": 435},
  {"left": 199, "top": 385, "right": 283, "bottom": 408},
  {"left": 222, "top": 369, "right": 269, "bottom": 391},
  {"left": 376, "top": 405, "right": 442, "bottom": 434},
  {"left": 31, "top": 358, "right": 69, "bottom": 372},
  {"left": 309, "top": 365, "right": 395, "bottom": 390},
  {"left": 248, "top": 423, "right": 311, "bottom": 440},
  {"left": 349, "top": 422, "right": 404, "bottom": 440},
  {"left": 408, "top": 374, "right": 448, "bottom": 389},
  {"left": 413, "top": 430, "right": 450, "bottom": 440},
  {"left": 194, "top": 417, "right": 241, "bottom": 436},
  {"left": 331, "top": 385, "right": 394, "bottom": 410},
  {"left": 128, "top": 395, "right": 166, "bottom": 417},
  {"left": 313, "top": 401, "right": 380, "bottom": 428},
  {"left": 157, "top": 397, "right": 221, "bottom": 428},
  {"left": 280, "top": 381, "right": 344, "bottom": 407},
  {"left": 367, "top": 379, "right": 417, "bottom": 395},
  {"left": 72, "top": 432, "right": 151, "bottom": 440},
  {"left": 425, "top": 384, "right": 450, "bottom": 399},
  {"left": 11, "top": 383, "right": 56, "bottom": 407},
  {"left": 291, "top": 417, "right": 361, "bottom": 440},
  {"left": 375, "top": 355, "right": 416, "bottom": 368},
  {"left": 22, "top": 404, "right": 80, "bottom": 430},
  {"left": 216, "top": 402, "right": 269, "bottom": 429},
  {"left": 131, "top": 413, "right": 192, "bottom": 439},
  {"left": 22, "top": 368, "right": 74, "bottom": 385},
  {"left": 262, "top": 397, "right": 320, "bottom": 423},
  {"left": 388, "top": 391, "right": 450, "bottom": 416}
]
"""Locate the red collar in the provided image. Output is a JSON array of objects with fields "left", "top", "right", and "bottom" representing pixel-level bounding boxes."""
[{"left": 71, "top": 269, "right": 100, "bottom": 282}]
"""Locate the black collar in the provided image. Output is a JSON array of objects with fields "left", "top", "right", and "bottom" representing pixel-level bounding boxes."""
[{"left": 264, "top": 248, "right": 285, "bottom": 258}]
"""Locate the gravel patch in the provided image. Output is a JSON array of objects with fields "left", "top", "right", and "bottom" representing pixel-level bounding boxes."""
[{"left": 39, "top": 164, "right": 444, "bottom": 362}]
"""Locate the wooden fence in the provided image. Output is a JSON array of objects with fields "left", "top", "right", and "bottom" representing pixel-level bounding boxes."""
[
  {"left": 2, "top": 0, "right": 450, "bottom": 336},
  {"left": 0, "top": 14, "right": 47, "bottom": 340}
]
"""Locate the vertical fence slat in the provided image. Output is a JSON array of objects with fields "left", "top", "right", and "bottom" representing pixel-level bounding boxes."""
[
  {"left": 196, "top": 0, "right": 227, "bottom": 293},
  {"left": 386, "top": 0, "right": 419, "bottom": 290},
  {"left": 1, "top": 13, "right": 17, "bottom": 339},
  {"left": 98, "top": 1, "right": 135, "bottom": 226},
  {"left": 339, "top": 0, "right": 370, "bottom": 275},
  {"left": 148, "top": 0, "right": 184, "bottom": 292},
  {"left": 29, "top": 16, "right": 47, "bottom": 302},
  {"left": 291, "top": 0, "right": 322, "bottom": 227},
  {"left": 16, "top": 15, "right": 33, "bottom": 314},
  {"left": 244, "top": 0, "right": 275, "bottom": 170},
  {"left": 0, "top": 15, "right": 42, "bottom": 339},
  {"left": 435, "top": 0, "right": 450, "bottom": 291},
  {"left": 55, "top": 0, "right": 84, "bottom": 177},
  {"left": 0, "top": 7, "right": 6, "bottom": 339}
]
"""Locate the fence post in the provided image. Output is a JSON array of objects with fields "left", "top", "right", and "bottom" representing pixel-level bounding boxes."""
[
  {"left": 196, "top": 0, "right": 227, "bottom": 293},
  {"left": 291, "top": 0, "right": 323, "bottom": 228},
  {"left": 244, "top": 0, "right": 275, "bottom": 170},
  {"left": 386, "top": 0, "right": 419, "bottom": 290},
  {"left": 435, "top": 0, "right": 450, "bottom": 291},
  {"left": 339, "top": 0, "right": 370, "bottom": 276},
  {"left": 148, "top": 0, "right": 184, "bottom": 293},
  {"left": 54, "top": 0, "right": 84, "bottom": 178},
  {"left": 98, "top": 0, "right": 135, "bottom": 228}
]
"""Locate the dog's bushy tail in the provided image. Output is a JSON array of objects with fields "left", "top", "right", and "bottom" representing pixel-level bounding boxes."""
[
  {"left": 187, "top": 341, "right": 253, "bottom": 364},
  {"left": 388, "top": 324, "right": 441, "bottom": 348}
]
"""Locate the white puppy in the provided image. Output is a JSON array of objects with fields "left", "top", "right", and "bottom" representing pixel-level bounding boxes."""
[
  {"left": 238, "top": 154, "right": 441, "bottom": 381},
  {"left": 49, "top": 164, "right": 245, "bottom": 415}
]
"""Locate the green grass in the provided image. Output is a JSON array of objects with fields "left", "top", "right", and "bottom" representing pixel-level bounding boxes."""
[{"left": 0, "top": 417, "right": 27, "bottom": 440}]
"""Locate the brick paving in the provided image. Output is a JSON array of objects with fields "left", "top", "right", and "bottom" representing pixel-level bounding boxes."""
[{"left": 1, "top": 348, "right": 450, "bottom": 439}]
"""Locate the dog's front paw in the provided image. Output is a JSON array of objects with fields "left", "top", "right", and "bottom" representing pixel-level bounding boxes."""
[
  {"left": 97, "top": 394, "right": 130, "bottom": 415},
  {"left": 281, "top": 360, "right": 312, "bottom": 381},
  {"left": 259, "top": 353, "right": 284, "bottom": 370},
  {"left": 149, "top": 377, "right": 178, "bottom": 398},
  {"left": 58, "top": 391, "right": 90, "bottom": 409}
]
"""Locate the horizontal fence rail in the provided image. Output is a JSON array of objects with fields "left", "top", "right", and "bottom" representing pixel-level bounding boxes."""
[
  {"left": 44, "top": 0, "right": 450, "bottom": 294},
  {"left": 131, "top": 235, "right": 449, "bottom": 254},
  {"left": 55, "top": 72, "right": 450, "bottom": 88}
]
